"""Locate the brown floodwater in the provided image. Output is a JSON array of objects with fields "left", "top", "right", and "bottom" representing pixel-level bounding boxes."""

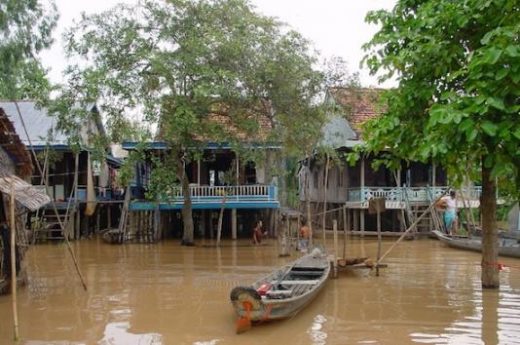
[{"left": 1, "top": 235, "right": 520, "bottom": 345}]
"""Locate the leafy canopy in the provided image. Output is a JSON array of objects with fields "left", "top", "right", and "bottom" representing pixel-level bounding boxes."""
[
  {"left": 362, "top": 0, "right": 519, "bottom": 193},
  {"left": 58, "top": 0, "right": 324, "bottom": 153},
  {"left": 0, "top": 0, "right": 58, "bottom": 99}
]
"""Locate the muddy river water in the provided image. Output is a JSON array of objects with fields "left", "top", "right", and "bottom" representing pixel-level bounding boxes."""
[{"left": 1, "top": 236, "right": 519, "bottom": 344}]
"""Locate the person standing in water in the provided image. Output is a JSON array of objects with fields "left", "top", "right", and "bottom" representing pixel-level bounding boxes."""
[
  {"left": 299, "top": 219, "right": 312, "bottom": 253},
  {"left": 252, "top": 220, "right": 264, "bottom": 245}
]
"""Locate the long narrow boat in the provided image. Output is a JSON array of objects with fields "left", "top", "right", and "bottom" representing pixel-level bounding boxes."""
[
  {"left": 432, "top": 230, "right": 520, "bottom": 258},
  {"left": 230, "top": 247, "right": 330, "bottom": 332}
]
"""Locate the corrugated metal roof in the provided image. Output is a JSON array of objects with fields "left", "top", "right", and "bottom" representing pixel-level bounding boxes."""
[
  {"left": 320, "top": 116, "right": 359, "bottom": 149},
  {"left": 0, "top": 101, "right": 68, "bottom": 146},
  {"left": 0, "top": 107, "right": 32, "bottom": 177},
  {"left": 0, "top": 101, "right": 101, "bottom": 148}
]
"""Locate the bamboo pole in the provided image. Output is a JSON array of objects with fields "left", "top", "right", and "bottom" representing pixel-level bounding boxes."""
[
  {"left": 377, "top": 192, "right": 447, "bottom": 265},
  {"left": 10, "top": 184, "right": 19, "bottom": 341},
  {"left": 322, "top": 154, "right": 330, "bottom": 245},
  {"left": 14, "top": 101, "right": 88, "bottom": 291},
  {"left": 342, "top": 205, "right": 347, "bottom": 258},
  {"left": 459, "top": 186, "right": 478, "bottom": 237},
  {"left": 376, "top": 205, "right": 382, "bottom": 277},
  {"left": 333, "top": 220, "right": 338, "bottom": 278}
]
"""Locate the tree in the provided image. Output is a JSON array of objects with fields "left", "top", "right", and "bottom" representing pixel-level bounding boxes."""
[
  {"left": 363, "top": 0, "right": 519, "bottom": 288},
  {"left": 0, "top": 0, "right": 58, "bottom": 100},
  {"left": 57, "top": 0, "right": 323, "bottom": 245}
]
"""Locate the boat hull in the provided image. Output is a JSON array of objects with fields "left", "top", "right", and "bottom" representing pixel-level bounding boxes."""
[
  {"left": 230, "top": 248, "right": 330, "bottom": 323},
  {"left": 432, "top": 230, "right": 520, "bottom": 258}
]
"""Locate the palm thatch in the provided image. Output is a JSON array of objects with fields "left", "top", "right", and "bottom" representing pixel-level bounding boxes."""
[{"left": 0, "top": 175, "right": 50, "bottom": 211}]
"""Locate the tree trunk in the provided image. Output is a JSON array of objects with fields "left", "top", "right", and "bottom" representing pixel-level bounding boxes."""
[
  {"left": 178, "top": 160, "right": 195, "bottom": 246},
  {"left": 216, "top": 193, "right": 226, "bottom": 247},
  {"left": 481, "top": 163, "right": 499, "bottom": 288}
]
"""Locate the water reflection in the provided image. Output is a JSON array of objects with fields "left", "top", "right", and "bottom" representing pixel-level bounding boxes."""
[
  {"left": 0, "top": 237, "right": 519, "bottom": 344},
  {"left": 307, "top": 314, "right": 327, "bottom": 345},
  {"left": 98, "top": 322, "right": 162, "bottom": 345}
]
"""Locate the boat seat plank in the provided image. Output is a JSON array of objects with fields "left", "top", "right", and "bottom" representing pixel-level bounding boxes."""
[
  {"left": 266, "top": 290, "right": 293, "bottom": 298},
  {"left": 279, "top": 280, "right": 319, "bottom": 285},
  {"left": 290, "top": 270, "right": 323, "bottom": 276}
]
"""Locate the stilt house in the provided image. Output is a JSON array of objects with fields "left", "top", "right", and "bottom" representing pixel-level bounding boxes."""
[
  {"left": 0, "top": 101, "right": 120, "bottom": 240},
  {"left": 121, "top": 111, "right": 281, "bottom": 241},
  {"left": 299, "top": 87, "right": 481, "bottom": 234}
]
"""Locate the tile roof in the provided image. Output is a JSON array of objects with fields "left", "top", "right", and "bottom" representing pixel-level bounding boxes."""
[
  {"left": 158, "top": 104, "right": 273, "bottom": 143},
  {"left": 328, "top": 87, "right": 385, "bottom": 138}
]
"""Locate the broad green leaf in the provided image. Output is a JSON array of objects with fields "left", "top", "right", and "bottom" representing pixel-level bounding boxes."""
[
  {"left": 513, "top": 128, "right": 520, "bottom": 140},
  {"left": 481, "top": 121, "right": 498, "bottom": 136},
  {"left": 487, "top": 97, "right": 505, "bottom": 110},
  {"left": 485, "top": 48, "right": 502, "bottom": 64},
  {"left": 495, "top": 69, "right": 508, "bottom": 80},
  {"left": 505, "top": 45, "right": 520, "bottom": 58}
]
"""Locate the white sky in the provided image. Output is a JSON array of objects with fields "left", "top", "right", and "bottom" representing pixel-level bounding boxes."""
[{"left": 40, "top": 0, "right": 397, "bottom": 87}]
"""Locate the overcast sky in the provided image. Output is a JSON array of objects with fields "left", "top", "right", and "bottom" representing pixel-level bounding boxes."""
[{"left": 40, "top": 0, "right": 397, "bottom": 87}]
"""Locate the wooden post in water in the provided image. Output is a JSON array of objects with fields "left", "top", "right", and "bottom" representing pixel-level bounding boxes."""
[
  {"left": 10, "top": 184, "right": 19, "bottom": 341},
  {"left": 333, "top": 219, "right": 338, "bottom": 278},
  {"left": 369, "top": 197, "right": 386, "bottom": 277},
  {"left": 342, "top": 205, "right": 347, "bottom": 258},
  {"left": 322, "top": 154, "right": 330, "bottom": 247},
  {"left": 376, "top": 208, "right": 382, "bottom": 276},
  {"left": 74, "top": 153, "right": 80, "bottom": 240}
]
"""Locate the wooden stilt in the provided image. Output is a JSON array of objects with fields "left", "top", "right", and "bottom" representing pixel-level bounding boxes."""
[
  {"left": 74, "top": 153, "right": 79, "bottom": 240},
  {"left": 333, "top": 220, "right": 338, "bottom": 278},
  {"left": 322, "top": 154, "right": 330, "bottom": 245},
  {"left": 10, "top": 184, "right": 19, "bottom": 341},
  {"left": 376, "top": 207, "right": 382, "bottom": 277},
  {"left": 154, "top": 204, "right": 160, "bottom": 242},
  {"left": 342, "top": 206, "right": 347, "bottom": 258}
]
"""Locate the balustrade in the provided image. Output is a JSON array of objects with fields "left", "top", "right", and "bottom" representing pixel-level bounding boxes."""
[
  {"left": 347, "top": 186, "right": 482, "bottom": 203},
  {"left": 161, "top": 184, "right": 276, "bottom": 203}
]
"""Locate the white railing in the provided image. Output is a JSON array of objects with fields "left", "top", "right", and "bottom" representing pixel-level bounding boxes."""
[
  {"left": 162, "top": 184, "right": 277, "bottom": 203},
  {"left": 347, "top": 186, "right": 482, "bottom": 202}
]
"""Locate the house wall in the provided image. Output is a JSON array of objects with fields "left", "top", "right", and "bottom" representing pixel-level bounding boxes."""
[
  {"left": 300, "top": 159, "right": 353, "bottom": 203},
  {"left": 0, "top": 148, "right": 15, "bottom": 175},
  {"left": 299, "top": 153, "right": 445, "bottom": 204}
]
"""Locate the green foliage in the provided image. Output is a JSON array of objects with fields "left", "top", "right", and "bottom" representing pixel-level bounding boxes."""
[
  {"left": 58, "top": 0, "right": 323, "bottom": 160},
  {"left": 362, "top": 0, "right": 520, "bottom": 195},
  {"left": 0, "top": 0, "right": 58, "bottom": 100},
  {"left": 56, "top": 0, "right": 326, "bottom": 241}
]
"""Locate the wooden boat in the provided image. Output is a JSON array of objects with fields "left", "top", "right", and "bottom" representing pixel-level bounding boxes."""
[
  {"left": 230, "top": 247, "right": 330, "bottom": 332},
  {"left": 101, "top": 229, "right": 125, "bottom": 244},
  {"left": 432, "top": 230, "right": 520, "bottom": 258}
]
